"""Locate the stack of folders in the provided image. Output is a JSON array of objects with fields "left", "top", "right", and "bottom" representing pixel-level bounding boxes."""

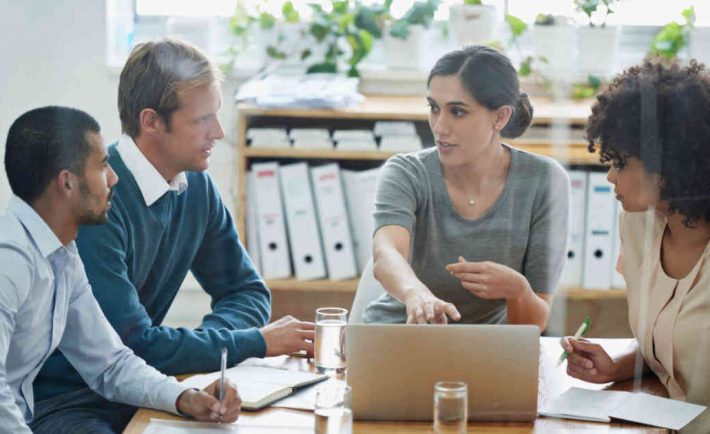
[
  {"left": 561, "top": 169, "right": 625, "bottom": 290},
  {"left": 333, "top": 129, "right": 377, "bottom": 151},
  {"left": 375, "top": 121, "right": 423, "bottom": 152},
  {"left": 289, "top": 128, "right": 333, "bottom": 150},
  {"left": 248, "top": 161, "right": 378, "bottom": 281},
  {"left": 247, "top": 127, "right": 291, "bottom": 149}
]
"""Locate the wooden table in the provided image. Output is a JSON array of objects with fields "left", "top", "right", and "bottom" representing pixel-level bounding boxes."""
[{"left": 124, "top": 337, "right": 668, "bottom": 433}]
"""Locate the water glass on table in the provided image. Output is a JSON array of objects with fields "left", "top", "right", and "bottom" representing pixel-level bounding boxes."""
[
  {"left": 314, "top": 307, "right": 347, "bottom": 374},
  {"left": 315, "top": 383, "right": 352, "bottom": 434},
  {"left": 434, "top": 381, "right": 468, "bottom": 434}
]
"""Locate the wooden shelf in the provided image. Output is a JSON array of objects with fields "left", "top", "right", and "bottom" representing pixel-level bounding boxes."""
[
  {"left": 238, "top": 95, "right": 593, "bottom": 126},
  {"left": 243, "top": 142, "right": 598, "bottom": 165},
  {"left": 265, "top": 278, "right": 626, "bottom": 300}
]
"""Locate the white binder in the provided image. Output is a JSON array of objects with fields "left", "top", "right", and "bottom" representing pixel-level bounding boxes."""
[
  {"left": 342, "top": 168, "right": 380, "bottom": 274},
  {"left": 246, "top": 170, "right": 261, "bottom": 274},
  {"left": 252, "top": 162, "right": 291, "bottom": 279},
  {"left": 582, "top": 172, "right": 616, "bottom": 289},
  {"left": 611, "top": 201, "right": 625, "bottom": 289},
  {"left": 310, "top": 163, "right": 358, "bottom": 281},
  {"left": 561, "top": 170, "right": 587, "bottom": 287},
  {"left": 279, "top": 163, "right": 327, "bottom": 281}
]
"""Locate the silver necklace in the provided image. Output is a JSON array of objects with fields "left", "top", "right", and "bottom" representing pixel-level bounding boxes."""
[{"left": 468, "top": 197, "right": 475, "bottom": 206}]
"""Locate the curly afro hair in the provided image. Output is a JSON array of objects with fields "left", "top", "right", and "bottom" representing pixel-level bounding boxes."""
[{"left": 585, "top": 58, "right": 710, "bottom": 226}]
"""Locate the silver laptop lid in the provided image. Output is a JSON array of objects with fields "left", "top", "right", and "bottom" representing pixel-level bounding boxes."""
[{"left": 345, "top": 324, "right": 539, "bottom": 422}]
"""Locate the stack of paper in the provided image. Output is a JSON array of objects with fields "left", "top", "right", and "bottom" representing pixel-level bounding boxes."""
[
  {"left": 247, "top": 128, "right": 290, "bottom": 149},
  {"left": 333, "top": 129, "right": 377, "bottom": 151},
  {"left": 235, "top": 73, "right": 364, "bottom": 109},
  {"left": 289, "top": 128, "right": 333, "bottom": 150},
  {"left": 374, "top": 121, "right": 422, "bottom": 152},
  {"left": 540, "top": 387, "right": 706, "bottom": 430}
]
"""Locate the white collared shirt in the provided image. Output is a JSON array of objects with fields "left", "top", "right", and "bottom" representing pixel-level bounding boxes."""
[{"left": 116, "top": 135, "right": 188, "bottom": 206}]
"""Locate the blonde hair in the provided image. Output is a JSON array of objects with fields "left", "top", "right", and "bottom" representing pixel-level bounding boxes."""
[{"left": 118, "top": 38, "right": 223, "bottom": 138}]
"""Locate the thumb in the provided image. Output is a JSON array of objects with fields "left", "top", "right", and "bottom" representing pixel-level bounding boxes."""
[{"left": 458, "top": 256, "right": 466, "bottom": 263}]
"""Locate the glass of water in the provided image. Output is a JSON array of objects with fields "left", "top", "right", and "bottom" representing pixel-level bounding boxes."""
[
  {"left": 433, "top": 381, "right": 468, "bottom": 434},
  {"left": 315, "top": 383, "right": 352, "bottom": 434},
  {"left": 314, "top": 307, "right": 347, "bottom": 374}
]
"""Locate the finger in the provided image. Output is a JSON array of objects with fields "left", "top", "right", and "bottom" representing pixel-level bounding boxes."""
[
  {"left": 298, "top": 329, "right": 315, "bottom": 340},
  {"left": 443, "top": 302, "right": 461, "bottom": 322},
  {"left": 566, "top": 361, "right": 597, "bottom": 379},
  {"left": 406, "top": 311, "right": 416, "bottom": 324},
  {"left": 559, "top": 337, "right": 573, "bottom": 353},
  {"left": 424, "top": 302, "right": 435, "bottom": 323},
  {"left": 220, "top": 384, "right": 241, "bottom": 422},
  {"left": 571, "top": 340, "right": 604, "bottom": 356},
  {"left": 414, "top": 305, "right": 427, "bottom": 324},
  {"left": 567, "top": 352, "right": 594, "bottom": 370},
  {"left": 434, "top": 311, "right": 448, "bottom": 324},
  {"left": 296, "top": 321, "right": 316, "bottom": 330},
  {"left": 451, "top": 272, "right": 483, "bottom": 283}
]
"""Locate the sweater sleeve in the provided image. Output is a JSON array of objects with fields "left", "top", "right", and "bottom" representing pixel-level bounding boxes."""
[
  {"left": 192, "top": 175, "right": 272, "bottom": 332},
  {"left": 74, "top": 185, "right": 269, "bottom": 375}
]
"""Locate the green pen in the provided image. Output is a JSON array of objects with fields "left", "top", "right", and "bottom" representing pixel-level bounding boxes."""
[{"left": 557, "top": 315, "right": 591, "bottom": 367}]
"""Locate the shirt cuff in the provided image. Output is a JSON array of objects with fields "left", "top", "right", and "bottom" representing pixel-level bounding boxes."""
[
  {"left": 234, "top": 328, "right": 267, "bottom": 361},
  {"left": 158, "top": 379, "right": 193, "bottom": 415}
]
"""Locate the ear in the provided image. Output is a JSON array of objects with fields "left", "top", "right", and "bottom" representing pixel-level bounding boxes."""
[
  {"left": 494, "top": 106, "right": 513, "bottom": 132},
  {"left": 138, "top": 108, "right": 165, "bottom": 136},
  {"left": 57, "top": 170, "right": 76, "bottom": 197}
]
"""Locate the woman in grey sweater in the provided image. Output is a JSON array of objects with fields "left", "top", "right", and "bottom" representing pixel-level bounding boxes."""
[{"left": 363, "top": 46, "right": 569, "bottom": 328}]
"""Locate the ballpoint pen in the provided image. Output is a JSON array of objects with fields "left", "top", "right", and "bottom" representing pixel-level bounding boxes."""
[
  {"left": 219, "top": 347, "right": 227, "bottom": 406},
  {"left": 557, "top": 315, "right": 591, "bottom": 367}
]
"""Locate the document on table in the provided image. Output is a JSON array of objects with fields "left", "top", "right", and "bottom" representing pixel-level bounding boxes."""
[
  {"left": 540, "top": 387, "right": 706, "bottom": 430},
  {"left": 143, "top": 419, "right": 312, "bottom": 433}
]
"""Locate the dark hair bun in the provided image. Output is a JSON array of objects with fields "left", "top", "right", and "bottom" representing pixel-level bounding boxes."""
[{"left": 501, "top": 92, "right": 533, "bottom": 139}]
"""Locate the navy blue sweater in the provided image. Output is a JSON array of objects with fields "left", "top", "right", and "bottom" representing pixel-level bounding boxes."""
[{"left": 34, "top": 146, "right": 271, "bottom": 401}]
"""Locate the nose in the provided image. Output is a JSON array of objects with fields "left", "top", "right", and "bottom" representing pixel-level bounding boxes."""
[
  {"left": 108, "top": 164, "right": 119, "bottom": 187},
  {"left": 430, "top": 113, "right": 449, "bottom": 138},
  {"left": 606, "top": 166, "right": 616, "bottom": 184},
  {"left": 211, "top": 118, "right": 225, "bottom": 140}
]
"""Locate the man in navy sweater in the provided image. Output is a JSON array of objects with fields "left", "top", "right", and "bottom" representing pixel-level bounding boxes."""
[{"left": 31, "top": 39, "right": 314, "bottom": 434}]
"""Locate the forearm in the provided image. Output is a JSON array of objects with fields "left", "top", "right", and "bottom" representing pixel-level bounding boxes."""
[
  {"left": 0, "top": 384, "right": 32, "bottom": 434},
  {"left": 505, "top": 278, "right": 550, "bottom": 330},
  {"left": 373, "top": 247, "right": 428, "bottom": 304},
  {"left": 608, "top": 341, "right": 649, "bottom": 382}
]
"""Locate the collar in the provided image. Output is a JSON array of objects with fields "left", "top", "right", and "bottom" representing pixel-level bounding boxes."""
[
  {"left": 116, "top": 135, "right": 188, "bottom": 206},
  {"left": 7, "top": 195, "right": 65, "bottom": 258}
]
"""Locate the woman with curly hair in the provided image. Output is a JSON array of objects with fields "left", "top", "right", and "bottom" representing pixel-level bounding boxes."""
[{"left": 562, "top": 59, "right": 710, "bottom": 432}]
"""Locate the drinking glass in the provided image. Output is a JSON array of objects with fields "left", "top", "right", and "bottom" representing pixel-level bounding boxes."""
[
  {"left": 315, "top": 383, "right": 352, "bottom": 434},
  {"left": 314, "top": 307, "right": 347, "bottom": 374},
  {"left": 433, "top": 381, "right": 468, "bottom": 434}
]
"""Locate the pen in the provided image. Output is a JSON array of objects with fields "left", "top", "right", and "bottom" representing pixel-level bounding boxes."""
[
  {"left": 557, "top": 315, "right": 591, "bottom": 367},
  {"left": 219, "top": 347, "right": 227, "bottom": 406}
]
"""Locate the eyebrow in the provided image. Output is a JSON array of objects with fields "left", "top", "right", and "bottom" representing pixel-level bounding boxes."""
[{"left": 426, "top": 97, "right": 469, "bottom": 107}]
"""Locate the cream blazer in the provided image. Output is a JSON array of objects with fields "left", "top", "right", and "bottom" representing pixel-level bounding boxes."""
[{"left": 618, "top": 210, "right": 710, "bottom": 433}]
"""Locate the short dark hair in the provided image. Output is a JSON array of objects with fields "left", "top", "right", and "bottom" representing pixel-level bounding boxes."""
[
  {"left": 118, "top": 38, "right": 223, "bottom": 138},
  {"left": 586, "top": 58, "right": 710, "bottom": 226},
  {"left": 4, "top": 106, "right": 100, "bottom": 204},
  {"left": 427, "top": 45, "right": 534, "bottom": 139}
]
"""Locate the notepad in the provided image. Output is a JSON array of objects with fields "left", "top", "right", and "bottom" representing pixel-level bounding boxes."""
[
  {"left": 540, "top": 387, "right": 706, "bottom": 430},
  {"left": 181, "top": 365, "right": 328, "bottom": 411}
]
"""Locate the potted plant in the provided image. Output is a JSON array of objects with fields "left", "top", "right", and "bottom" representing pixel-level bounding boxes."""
[
  {"left": 575, "top": 0, "right": 619, "bottom": 77},
  {"left": 305, "top": 0, "right": 377, "bottom": 77},
  {"left": 532, "top": 13, "right": 576, "bottom": 79},
  {"left": 651, "top": 6, "right": 695, "bottom": 60},
  {"left": 384, "top": 0, "right": 440, "bottom": 70},
  {"left": 688, "top": 7, "right": 710, "bottom": 65},
  {"left": 449, "top": 0, "right": 498, "bottom": 47}
]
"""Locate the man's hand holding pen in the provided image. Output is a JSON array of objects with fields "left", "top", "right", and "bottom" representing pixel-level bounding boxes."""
[{"left": 176, "top": 378, "right": 242, "bottom": 423}]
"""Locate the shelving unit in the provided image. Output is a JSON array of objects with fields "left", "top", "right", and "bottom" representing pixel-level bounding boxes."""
[{"left": 234, "top": 95, "right": 627, "bottom": 331}]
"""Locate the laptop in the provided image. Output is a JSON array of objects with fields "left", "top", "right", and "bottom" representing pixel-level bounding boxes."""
[{"left": 345, "top": 324, "right": 540, "bottom": 422}]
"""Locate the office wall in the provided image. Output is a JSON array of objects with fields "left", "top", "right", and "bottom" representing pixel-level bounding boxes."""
[{"left": 0, "top": 0, "right": 240, "bottom": 210}]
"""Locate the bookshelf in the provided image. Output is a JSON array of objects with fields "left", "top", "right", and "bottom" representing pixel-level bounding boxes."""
[{"left": 234, "top": 95, "right": 624, "bottom": 317}]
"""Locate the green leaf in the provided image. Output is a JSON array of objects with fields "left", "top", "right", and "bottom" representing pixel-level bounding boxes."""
[
  {"left": 266, "top": 45, "right": 287, "bottom": 59},
  {"left": 307, "top": 61, "right": 338, "bottom": 74},
  {"left": 347, "top": 65, "right": 360, "bottom": 77},
  {"left": 505, "top": 14, "right": 527, "bottom": 38},
  {"left": 282, "top": 1, "right": 300, "bottom": 23},
  {"left": 389, "top": 19, "right": 410, "bottom": 39},
  {"left": 333, "top": 0, "right": 349, "bottom": 15},
  {"left": 519, "top": 57, "right": 532, "bottom": 77},
  {"left": 309, "top": 22, "right": 330, "bottom": 41},
  {"left": 354, "top": 6, "right": 383, "bottom": 38},
  {"left": 682, "top": 6, "right": 695, "bottom": 27},
  {"left": 301, "top": 49, "right": 312, "bottom": 60},
  {"left": 258, "top": 12, "right": 276, "bottom": 30},
  {"left": 464, "top": 0, "right": 482, "bottom": 5}
]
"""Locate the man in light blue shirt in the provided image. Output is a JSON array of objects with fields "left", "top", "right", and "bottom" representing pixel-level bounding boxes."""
[{"left": 0, "top": 106, "right": 241, "bottom": 433}]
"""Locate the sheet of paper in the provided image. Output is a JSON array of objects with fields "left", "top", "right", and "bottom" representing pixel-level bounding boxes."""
[
  {"left": 609, "top": 392, "right": 707, "bottom": 430},
  {"left": 144, "top": 419, "right": 311, "bottom": 433},
  {"left": 539, "top": 387, "right": 631, "bottom": 422}
]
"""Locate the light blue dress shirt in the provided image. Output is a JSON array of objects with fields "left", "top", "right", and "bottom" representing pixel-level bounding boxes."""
[{"left": 0, "top": 196, "right": 188, "bottom": 433}]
